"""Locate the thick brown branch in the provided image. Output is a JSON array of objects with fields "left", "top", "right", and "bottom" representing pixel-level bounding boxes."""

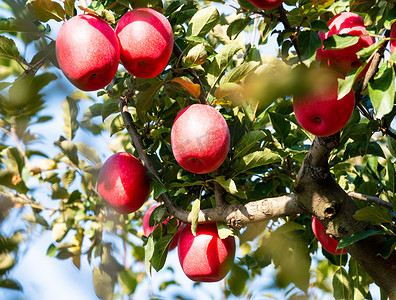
[{"left": 295, "top": 135, "right": 396, "bottom": 297}]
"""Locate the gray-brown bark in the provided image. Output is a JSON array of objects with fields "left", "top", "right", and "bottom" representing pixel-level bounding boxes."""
[{"left": 295, "top": 134, "right": 396, "bottom": 297}]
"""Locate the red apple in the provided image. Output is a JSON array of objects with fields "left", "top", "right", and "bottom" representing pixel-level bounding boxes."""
[
  {"left": 316, "top": 12, "right": 375, "bottom": 78},
  {"left": 390, "top": 22, "right": 396, "bottom": 55},
  {"left": 142, "top": 204, "right": 182, "bottom": 251},
  {"left": 293, "top": 69, "right": 355, "bottom": 137},
  {"left": 178, "top": 223, "right": 236, "bottom": 282},
  {"left": 246, "top": 0, "right": 284, "bottom": 10},
  {"left": 171, "top": 104, "right": 230, "bottom": 174},
  {"left": 56, "top": 14, "right": 120, "bottom": 91},
  {"left": 312, "top": 216, "right": 347, "bottom": 255},
  {"left": 97, "top": 152, "right": 150, "bottom": 214},
  {"left": 115, "top": 8, "right": 174, "bottom": 78}
]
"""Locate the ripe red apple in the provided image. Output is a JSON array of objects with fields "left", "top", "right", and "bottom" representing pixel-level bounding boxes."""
[
  {"left": 56, "top": 14, "right": 120, "bottom": 91},
  {"left": 115, "top": 8, "right": 173, "bottom": 78},
  {"left": 171, "top": 104, "right": 230, "bottom": 174},
  {"left": 293, "top": 69, "right": 355, "bottom": 137},
  {"left": 312, "top": 216, "right": 347, "bottom": 255},
  {"left": 142, "top": 204, "right": 182, "bottom": 251},
  {"left": 178, "top": 223, "right": 236, "bottom": 282},
  {"left": 246, "top": 0, "right": 284, "bottom": 10},
  {"left": 390, "top": 22, "right": 396, "bottom": 55},
  {"left": 97, "top": 152, "right": 150, "bottom": 214},
  {"left": 316, "top": 12, "right": 375, "bottom": 78}
]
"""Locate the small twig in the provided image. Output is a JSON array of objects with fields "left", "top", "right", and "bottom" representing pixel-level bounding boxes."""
[
  {"left": 277, "top": 4, "right": 302, "bottom": 62},
  {"left": 1, "top": 191, "right": 56, "bottom": 212},
  {"left": 347, "top": 191, "right": 393, "bottom": 210}
]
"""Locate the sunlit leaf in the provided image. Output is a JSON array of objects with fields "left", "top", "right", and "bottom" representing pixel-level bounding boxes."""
[
  {"left": 27, "top": 0, "right": 65, "bottom": 22},
  {"left": 187, "top": 6, "right": 219, "bottom": 37},
  {"left": 171, "top": 77, "right": 201, "bottom": 99}
]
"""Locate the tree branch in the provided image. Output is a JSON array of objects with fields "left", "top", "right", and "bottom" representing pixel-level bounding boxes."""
[
  {"left": 295, "top": 134, "right": 396, "bottom": 297},
  {"left": 117, "top": 96, "right": 305, "bottom": 228},
  {"left": 347, "top": 191, "right": 393, "bottom": 210}
]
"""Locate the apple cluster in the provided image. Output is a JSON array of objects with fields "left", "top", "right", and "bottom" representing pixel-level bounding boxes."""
[
  {"left": 55, "top": 8, "right": 174, "bottom": 91},
  {"left": 293, "top": 12, "right": 375, "bottom": 138}
]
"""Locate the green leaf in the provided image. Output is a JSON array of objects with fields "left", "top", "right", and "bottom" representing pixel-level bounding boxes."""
[
  {"left": 46, "top": 243, "right": 57, "bottom": 257},
  {"left": 81, "top": 103, "right": 103, "bottom": 123},
  {"left": 227, "top": 17, "right": 252, "bottom": 40},
  {"left": 110, "top": 114, "right": 125, "bottom": 137},
  {"left": 323, "top": 34, "right": 359, "bottom": 50},
  {"left": 64, "top": 0, "right": 76, "bottom": 16},
  {"left": 219, "top": 61, "right": 260, "bottom": 85},
  {"left": 214, "top": 176, "right": 247, "bottom": 199},
  {"left": 337, "top": 230, "right": 381, "bottom": 249},
  {"left": 55, "top": 137, "right": 79, "bottom": 165},
  {"left": 235, "top": 149, "right": 281, "bottom": 173},
  {"left": 214, "top": 82, "right": 242, "bottom": 100},
  {"left": 227, "top": 264, "right": 249, "bottom": 296},
  {"left": 357, "top": 39, "right": 384, "bottom": 58},
  {"left": 101, "top": 100, "right": 118, "bottom": 122},
  {"left": 207, "top": 43, "right": 243, "bottom": 88},
  {"left": 0, "top": 35, "right": 21, "bottom": 61},
  {"left": 144, "top": 234, "right": 154, "bottom": 276},
  {"left": 349, "top": 258, "right": 372, "bottom": 300},
  {"left": 0, "top": 279, "right": 22, "bottom": 291},
  {"left": 337, "top": 71, "right": 358, "bottom": 100},
  {"left": 233, "top": 130, "right": 265, "bottom": 159},
  {"left": 297, "top": 30, "right": 322, "bottom": 61},
  {"left": 217, "top": 221, "right": 234, "bottom": 239},
  {"left": 187, "top": 6, "right": 219, "bottom": 37},
  {"left": 62, "top": 97, "right": 79, "bottom": 141},
  {"left": 27, "top": 0, "right": 65, "bottom": 22},
  {"left": 76, "top": 142, "right": 101, "bottom": 165},
  {"left": 333, "top": 267, "right": 352, "bottom": 300},
  {"left": 93, "top": 267, "right": 114, "bottom": 300},
  {"left": 269, "top": 112, "right": 291, "bottom": 143},
  {"left": 368, "top": 61, "right": 395, "bottom": 119},
  {"left": 182, "top": 43, "right": 207, "bottom": 67},
  {"left": 118, "top": 269, "right": 137, "bottom": 295},
  {"left": 136, "top": 81, "right": 163, "bottom": 118},
  {"left": 22, "top": 212, "right": 49, "bottom": 227},
  {"left": 190, "top": 199, "right": 200, "bottom": 236},
  {"left": 354, "top": 206, "right": 393, "bottom": 224},
  {"left": 0, "top": 18, "right": 42, "bottom": 36},
  {"left": 52, "top": 222, "right": 68, "bottom": 242}
]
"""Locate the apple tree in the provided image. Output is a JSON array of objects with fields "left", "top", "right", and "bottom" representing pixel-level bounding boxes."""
[{"left": 0, "top": 0, "right": 396, "bottom": 298}]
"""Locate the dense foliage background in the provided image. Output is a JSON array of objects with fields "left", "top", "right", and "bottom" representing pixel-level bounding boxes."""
[{"left": 0, "top": 0, "right": 395, "bottom": 299}]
